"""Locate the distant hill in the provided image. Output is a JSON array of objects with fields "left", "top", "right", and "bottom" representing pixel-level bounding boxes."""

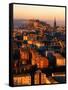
[{"left": 13, "top": 19, "right": 65, "bottom": 28}]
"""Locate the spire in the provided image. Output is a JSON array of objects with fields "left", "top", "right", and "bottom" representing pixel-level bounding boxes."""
[{"left": 54, "top": 17, "right": 56, "bottom": 30}]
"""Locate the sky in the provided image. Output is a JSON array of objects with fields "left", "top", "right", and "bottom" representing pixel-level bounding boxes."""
[{"left": 13, "top": 4, "right": 65, "bottom": 26}]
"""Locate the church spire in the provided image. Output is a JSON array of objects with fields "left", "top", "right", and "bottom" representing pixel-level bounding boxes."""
[{"left": 54, "top": 17, "right": 56, "bottom": 31}]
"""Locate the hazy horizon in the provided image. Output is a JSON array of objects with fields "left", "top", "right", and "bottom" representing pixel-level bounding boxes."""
[
  {"left": 13, "top": 4, "right": 65, "bottom": 26},
  {"left": 14, "top": 18, "right": 65, "bottom": 27}
]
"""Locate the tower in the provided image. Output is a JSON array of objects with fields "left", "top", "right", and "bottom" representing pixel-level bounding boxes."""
[{"left": 54, "top": 17, "right": 56, "bottom": 31}]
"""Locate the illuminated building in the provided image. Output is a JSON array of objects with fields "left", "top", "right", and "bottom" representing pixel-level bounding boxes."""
[
  {"left": 35, "top": 41, "right": 45, "bottom": 48},
  {"left": 13, "top": 74, "right": 31, "bottom": 85},
  {"left": 53, "top": 53, "right": 65, "bottom": 66},
  {"left": 34, "top": 20, "right": 40, "bottom": 28},
  {"left": 31, "top": 50, "right": 49, "bottom": 68},
  {"left": 23, "top": 35, "right": 28, "bottom": 41},
  {"left": 28, "top": 40, "right": 33, "bottom": 45},
  {"left": 19, "top": 45, "right": 31, "bottom": 65}
]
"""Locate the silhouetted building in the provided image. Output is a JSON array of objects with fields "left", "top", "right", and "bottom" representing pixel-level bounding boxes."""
[{"left": 53, "top": 17, "right": 57, "bottom": 31}]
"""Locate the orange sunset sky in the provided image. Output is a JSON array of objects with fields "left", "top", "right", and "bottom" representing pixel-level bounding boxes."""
[{"left": 13, "top": 4, "right": 65, "bottom": 25}]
